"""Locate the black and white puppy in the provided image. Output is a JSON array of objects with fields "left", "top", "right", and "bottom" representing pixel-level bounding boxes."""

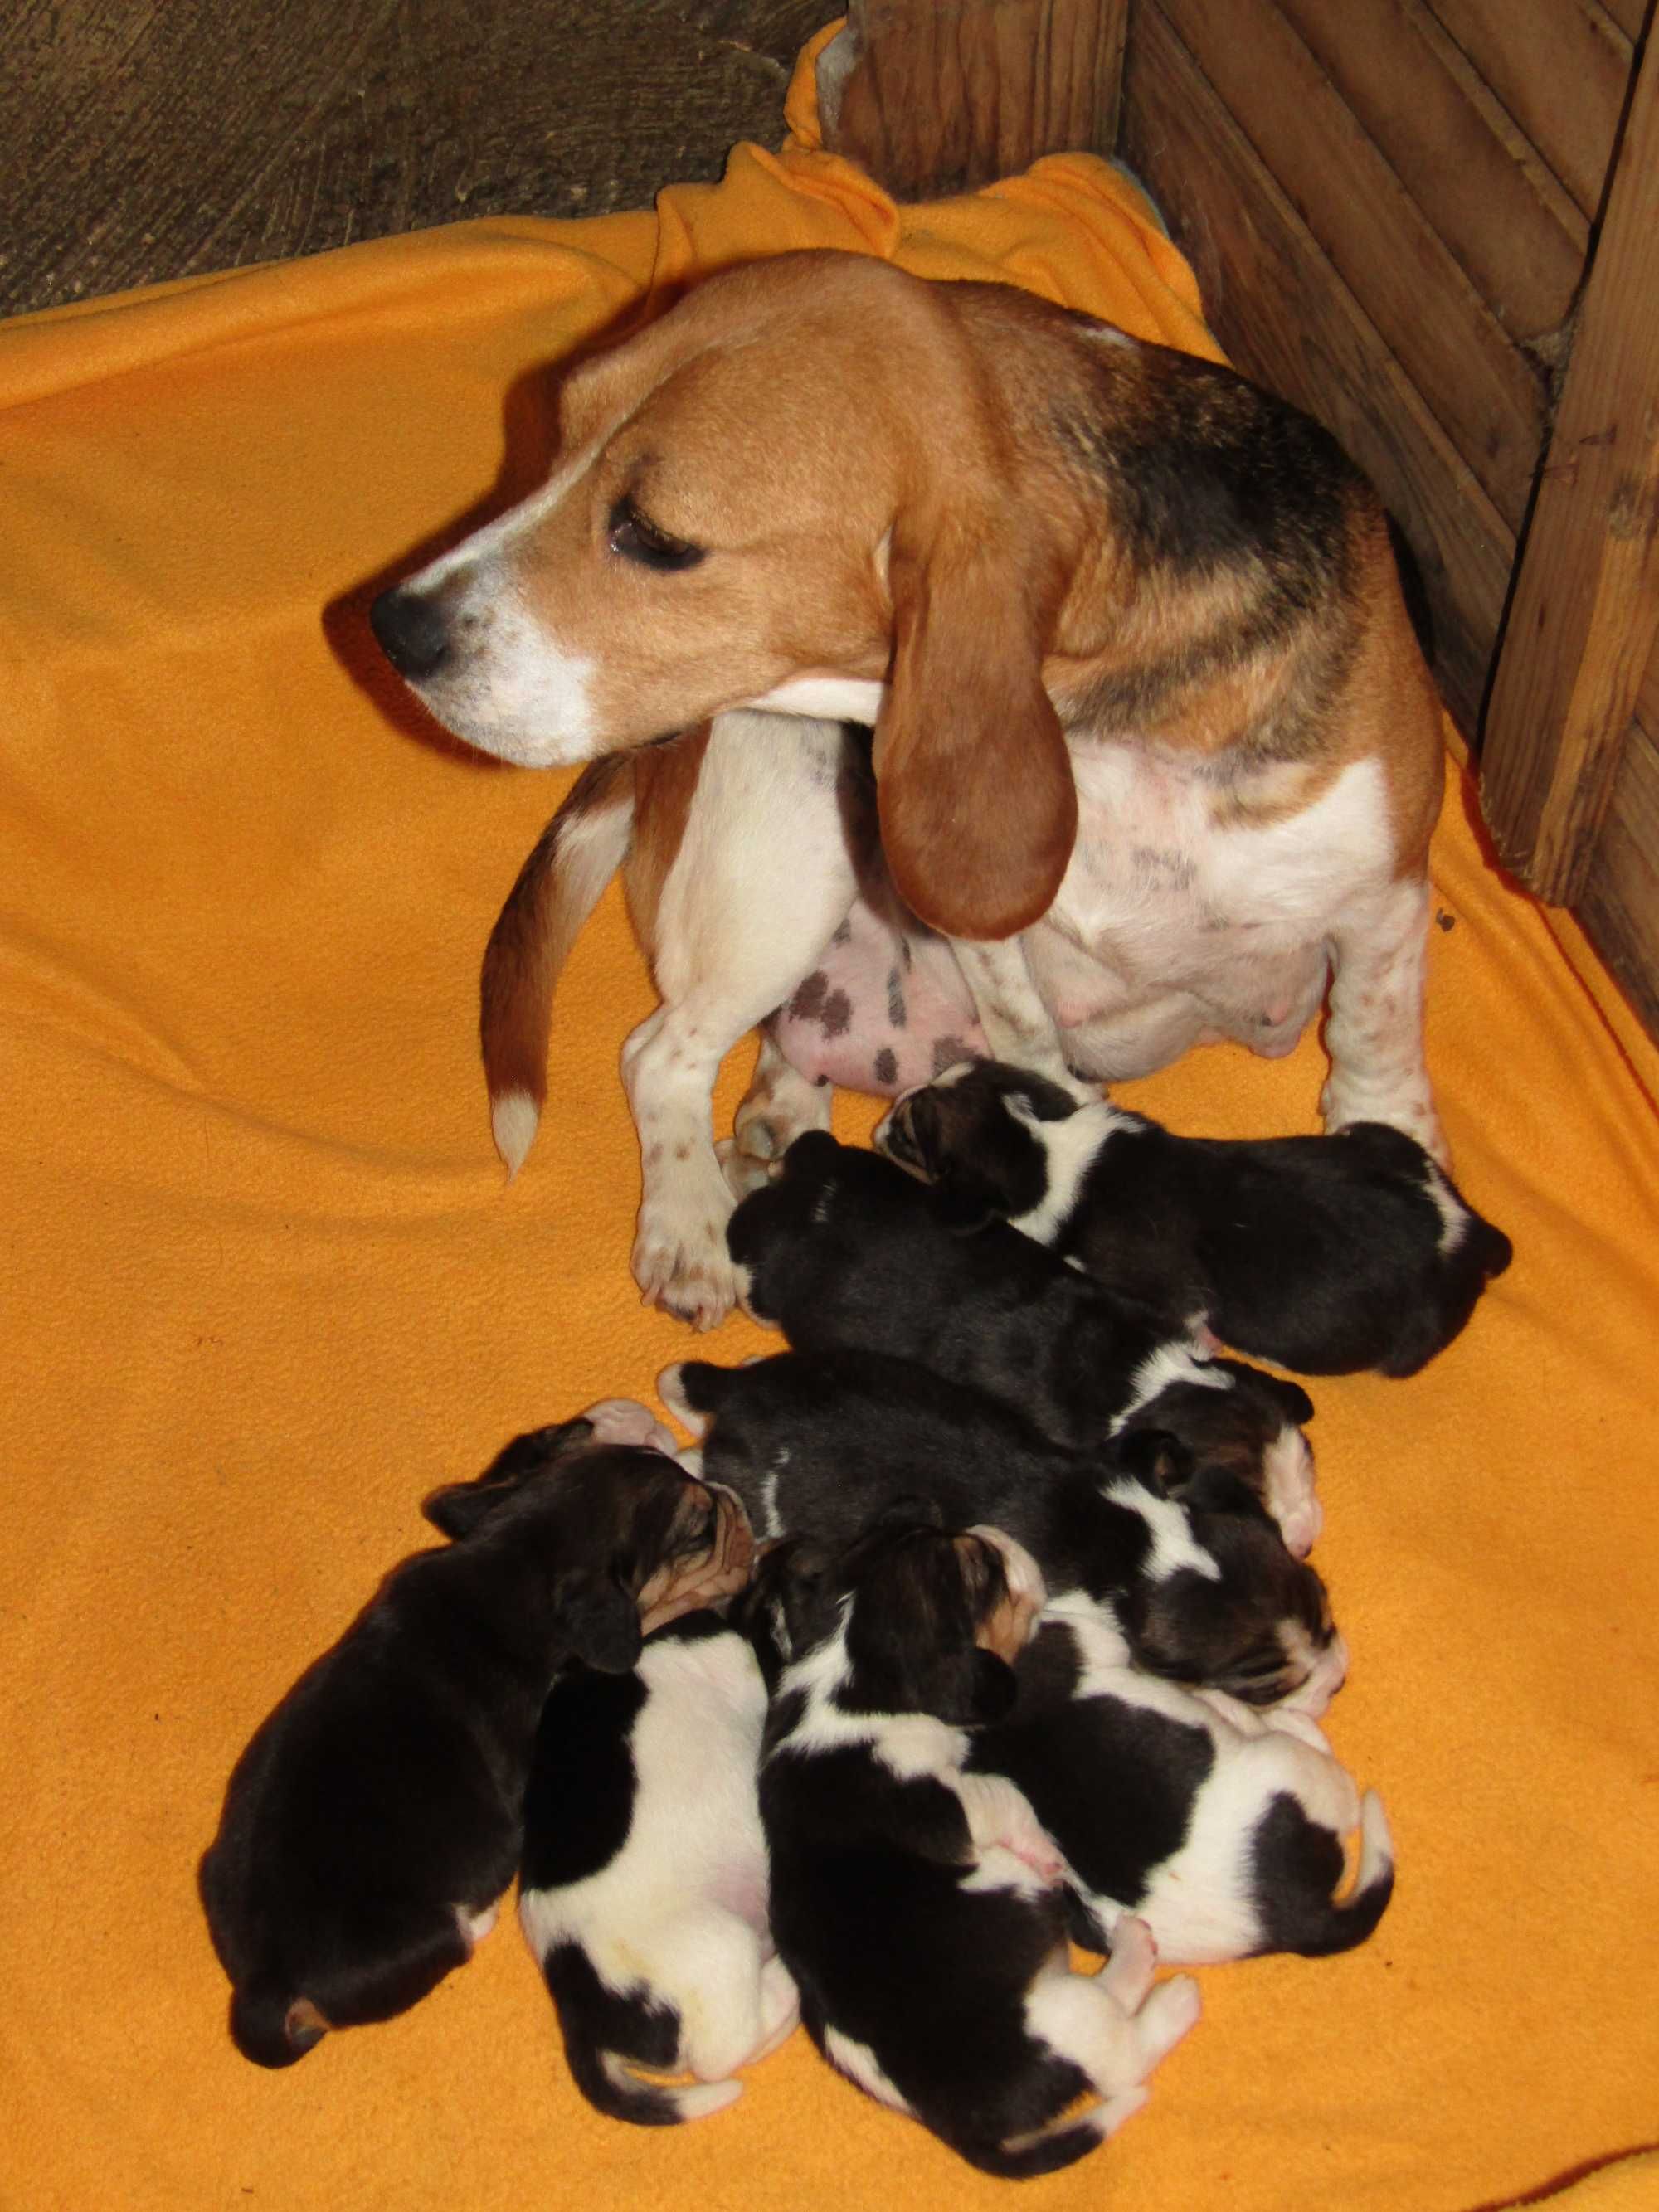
[
  {"left": 199, "top": 1402, "right": 753, "bottom": 2068},
  {"left": 724, "top": 1130, "right": 1321, "bottom": 1552},
  {"left": 518, "top": 1609, "right": 796, "bottom": 2124},
  {"left": 877, "top": 1060, "right": 1512, "bottom": 1376},
  {"left": 664, "top": 1349, "right": 1345, "bottom": 1714},
  {"left": 751, "top": 1513, "right": 1201, "bottom": 2179},
  {"left": 968, "top": 1610, "right": 1394, "bottom": 1966}
]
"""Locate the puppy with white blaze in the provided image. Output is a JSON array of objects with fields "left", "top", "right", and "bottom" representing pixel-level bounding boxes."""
[
  {"left": 968, "top": 1612, "right": 1394, "bottom": 1966},
  {"left": 518, "top": 1610, "right": 797, "bottom": 2124},
  {"left": 877, "top": 1059, "right": 1512, "bottom": 1376},
  {"left": 746, "top": 1511, "right": 1201, "bottom": 2179}
]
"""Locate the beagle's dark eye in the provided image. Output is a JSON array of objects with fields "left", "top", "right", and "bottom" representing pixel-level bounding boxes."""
[{"left": 607, "top": 496, "right": 704, "bottom": 572}]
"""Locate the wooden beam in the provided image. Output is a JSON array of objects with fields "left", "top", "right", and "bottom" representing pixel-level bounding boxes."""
[
  {"left": 817, "top": 0, "right": 1128, "bottom": 199},
  {"left": 1481, "top": 29, "right": 1659, "bottom": 902}
]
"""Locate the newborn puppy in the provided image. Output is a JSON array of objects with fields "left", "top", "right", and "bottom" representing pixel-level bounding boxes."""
[
  {"left": 664, "top": 1349, "right": 1344, "bottom": 1713},
  {"left": 199, "top": 1403, "right": 752, "bottom": 2067},
  {"left": 752, "top": 1513, "right": 1201, "bottom": 2179},
  {"left": 968, "top": 1611, "right": 1394, "bottom": 1966},
  {"left": 878, "top": 1060, "right": 1512, "bottom": 1375},
  {"left": 518, "top": 1610, "right": 796, "bottom": 2124},
  {"left": 725, "top": 1130, "right": 1320, "bottom": 1548}
]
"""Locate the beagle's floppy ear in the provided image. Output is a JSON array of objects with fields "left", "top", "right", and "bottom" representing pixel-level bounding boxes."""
[
  {"left": 553, "top": 1570, "right": 644, "bottom": 1675},
  {"left": 873, "top": 506, "right": 1078, "bottom": 943},
  {"left": 422, "top": 1416, "right": 597, "bottom": 1540}
]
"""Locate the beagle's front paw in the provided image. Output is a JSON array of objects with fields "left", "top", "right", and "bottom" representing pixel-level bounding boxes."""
[{"left": 633, "top": 1201, "right": 741, "bottom": 1331}]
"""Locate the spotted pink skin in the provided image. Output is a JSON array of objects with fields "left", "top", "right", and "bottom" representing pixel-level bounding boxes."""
[{"left": 770, "top": 899, "right": 986, "bottom": 1099}]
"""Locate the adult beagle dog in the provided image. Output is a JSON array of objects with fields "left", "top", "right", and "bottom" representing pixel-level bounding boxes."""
[{"left": 368, "top": 250, "right": 1447, "bottom": 1326}]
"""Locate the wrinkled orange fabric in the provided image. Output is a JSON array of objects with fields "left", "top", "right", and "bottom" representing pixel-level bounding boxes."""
[{"left": 3, "top": 27, "right": 1657, "bottom": 2212}]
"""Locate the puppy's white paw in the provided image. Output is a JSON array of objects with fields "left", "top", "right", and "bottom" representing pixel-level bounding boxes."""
[
  {"left": 1136, "top": 1971, "right": 1202, "bottom": 2063},
  {"left": 579, "top": 1398, "right": 681, "bottom": 1456},
  {"left": 1100, "top": 1914, "right": 1157, "bottom": 2010},
  {"left": 958, "top": 1774, "right": 1064, "bottom": 1884},
  {"left": 1260, "top": 1708, "right": 1332, "bottom": 1753}
]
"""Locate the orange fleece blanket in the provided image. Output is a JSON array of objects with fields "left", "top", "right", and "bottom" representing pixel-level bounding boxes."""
[{"left": 3, "top": 30, "right": 1657, "bottom": 2212}]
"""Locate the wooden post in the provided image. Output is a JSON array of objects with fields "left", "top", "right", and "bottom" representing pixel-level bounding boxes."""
[
  {"left": 1481, "top": 28, "right": 1659, "bottom": 902},
  {"left": 817, "top": 0, "right": 1127, "bottom": 201}
]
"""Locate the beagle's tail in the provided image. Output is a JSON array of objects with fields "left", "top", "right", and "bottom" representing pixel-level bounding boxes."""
[{"left": 479, "top": 755, "right": 635, "bottom": 1177}]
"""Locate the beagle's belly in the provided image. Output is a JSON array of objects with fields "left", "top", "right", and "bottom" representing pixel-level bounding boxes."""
[{"left": 771, "top": 747, "right": 1395, "bottom": 1098}]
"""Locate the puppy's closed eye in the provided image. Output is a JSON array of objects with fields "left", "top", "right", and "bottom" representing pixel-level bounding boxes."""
[{"left": 607, "top": 496, "right": 704, "bottom": 572}]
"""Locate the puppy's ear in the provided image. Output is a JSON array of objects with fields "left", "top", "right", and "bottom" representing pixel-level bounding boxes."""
[
  {"left": 554, "top": 1573, "right": 643, "bottom": 1674},
  {"left": 422, "top": 1417, "right": 597, "bottom": 1540},
  {"left": 874, "top": 504, "right": 1076, "bottom": 942},
  {"left": 1212, "top": 1360, "right": 1315, "bottom": 1428},
  {"left": 1117, "top": 1427, "right": 1197, "bottom": 1500},
  {"left": 928, "top": 1174, "right": 1006, "bottom": 1238}
]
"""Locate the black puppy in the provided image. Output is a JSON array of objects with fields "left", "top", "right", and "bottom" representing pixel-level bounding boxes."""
[
  {"left": 724, "top": 1131, "right": 1320, "bottom": 1549},
  {"left": 750, "top": 1513, "right": 1200, "bottom": 2179},
  {"left": 877, "top": 1059, "right": 1512, "bottom": 1375},
  {"left": 199, "top": 1403, "right": 753, "bottom": 2067},
  {"left": 664, "top": 1349, "right": 1345, "bottom": 1714}
]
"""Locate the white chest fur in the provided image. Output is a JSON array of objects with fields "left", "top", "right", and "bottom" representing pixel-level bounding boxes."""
[{"left": 1048, "top": 747, "right": 1394, "bottom": 966}]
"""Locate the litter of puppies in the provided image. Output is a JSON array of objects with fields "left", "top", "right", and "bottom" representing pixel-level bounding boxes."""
[{"left": 200, "top": 1065, "right": 1510, "bottom": 2175}]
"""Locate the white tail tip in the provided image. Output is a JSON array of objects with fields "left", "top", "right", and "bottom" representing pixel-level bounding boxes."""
[{"left": 491, "top": 1089, "right": 540, "bottom": 1179}]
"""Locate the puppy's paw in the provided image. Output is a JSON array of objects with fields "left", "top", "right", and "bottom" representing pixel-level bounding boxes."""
[
  {"left": 958, "top": 1774, "right": 1064, "bottom": 1884},
  {"left": 1136, "top": 1972, "right": 1202, "bottom": 2064},
  {"left": 1100, "top": 1914, "right": 1157, "bottom": 2010},
  {"left": 1259, "top": 1708, "right": 1332, "bottom": 1753},
  {"left": 579, "top": 1398, "right": 681, "bottom": 1456}
]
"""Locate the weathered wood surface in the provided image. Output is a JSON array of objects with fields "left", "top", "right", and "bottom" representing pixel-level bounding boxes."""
[
  {"left": 0, "top": 0, "right": 830, "bottom": 318},
  {"left": 818, "top": 0, "right": 1126, "bottom": 197},
  {"left": 1481, "top": 26, "right": 1659, "bottom": 902},
  {"left": 1579, "top": 713, "right": 1659, "bottom": 1038},
  {"left": 1274, "top": 0, "right": 1588, "bottom": 352},
  {"left": 1155, "top": 0, "right": 1549, "bottom": 532},
  {"left": 1423, "top": 0, "right": 1632, "bottom": 216},
  {"left": 1121, "top": 0, "right": 1515, "bottom": 734}
]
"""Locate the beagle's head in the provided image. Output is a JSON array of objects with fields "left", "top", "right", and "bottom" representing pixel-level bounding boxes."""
[{"left": 369, "top": 251, "right": 1088, "bottom": 938}]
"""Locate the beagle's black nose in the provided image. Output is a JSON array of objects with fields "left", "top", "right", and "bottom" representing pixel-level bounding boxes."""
[{"left": 369, "top": 586, "right": 450, "bottom": 678}]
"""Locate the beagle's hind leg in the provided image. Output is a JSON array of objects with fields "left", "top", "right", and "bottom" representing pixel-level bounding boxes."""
[{"left": 721, "top": 1029, "right": 832, "bottom": 1198}]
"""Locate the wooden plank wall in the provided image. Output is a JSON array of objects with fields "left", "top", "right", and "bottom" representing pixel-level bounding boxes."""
[{"left": 1116, "top": 0, "right": 1638, "bottom": 741}]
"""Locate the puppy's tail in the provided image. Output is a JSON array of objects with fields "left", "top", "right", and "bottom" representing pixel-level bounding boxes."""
[
  {"left": 228, "top": 1976, "right": 328, "bottom": 2069},
  {"left": 1256, "top": 1787, "right": 1395, "bottom": 1958},
  {"left": 480, "top": 753, "right": 635, "bottom": 1178},
  {"left": 565, "top": 2040, "right": 743, "bottom": 2127},
  {"left": 951, "top": 2101, "right": 1136, "bottom": 2180}
]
